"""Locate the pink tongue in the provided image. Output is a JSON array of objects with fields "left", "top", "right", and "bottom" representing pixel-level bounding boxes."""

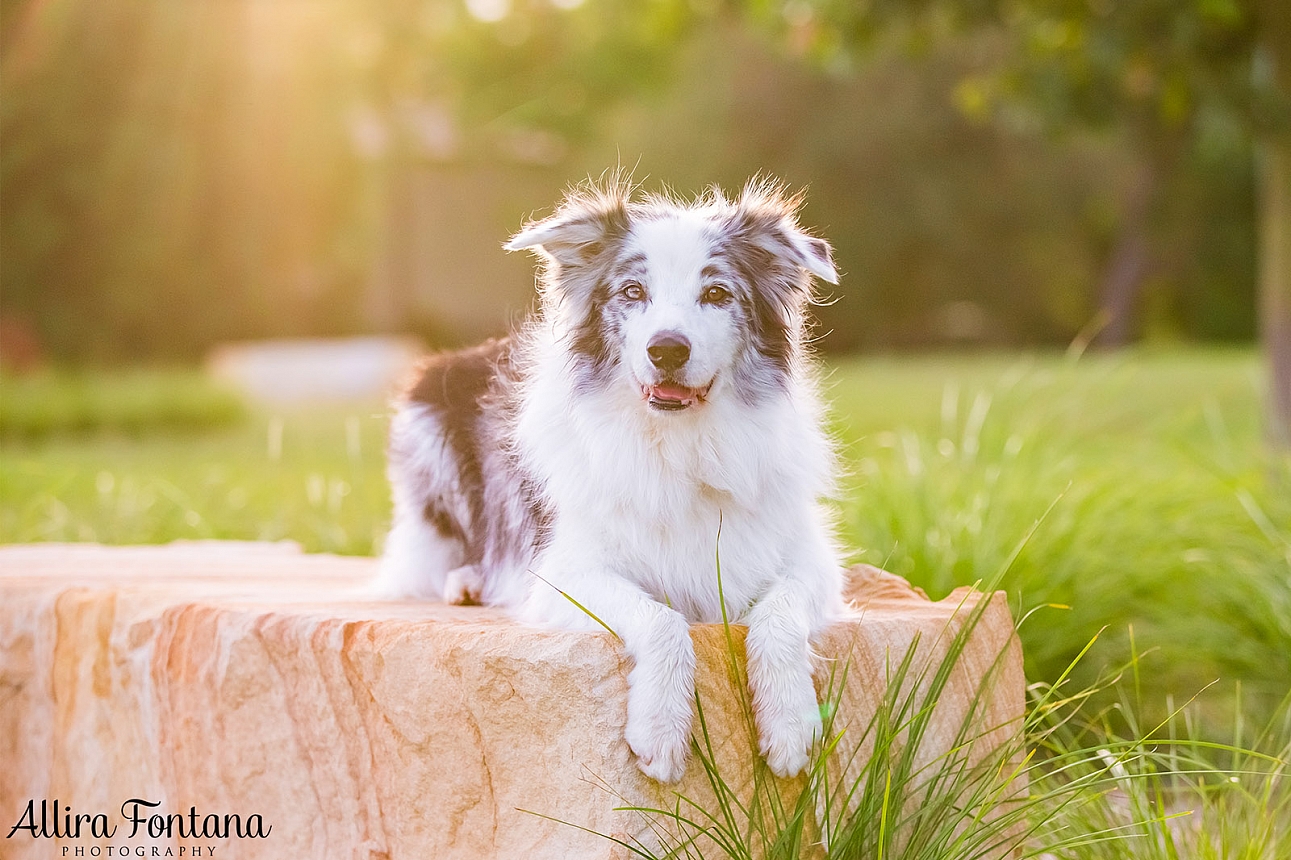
[{"left": 652, "top": 383, "right": 693, "bottom": 402}]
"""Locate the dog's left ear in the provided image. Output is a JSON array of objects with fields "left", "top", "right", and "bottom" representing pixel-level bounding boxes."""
[
  {"left": 504, "top": 190, "right": 629, "bottom": 269},
  {"left": 782, "top": 229, "right": 838, "bottom": 285},
  {"left": 729, "top": 183, "right": 838, "bottom": 286}
]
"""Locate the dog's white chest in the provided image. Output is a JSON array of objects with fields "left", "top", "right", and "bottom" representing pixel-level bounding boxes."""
[
  {"left": 589, "top": 446, "right": 785, "bottom": 621},
  {"left": 517, "top": 360, "right": 826, "bottom": 623}
]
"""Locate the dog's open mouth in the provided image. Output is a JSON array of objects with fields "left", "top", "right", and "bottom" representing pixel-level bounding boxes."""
[{"left": 645, "top": 381, "right": 713, "bottom": 412}]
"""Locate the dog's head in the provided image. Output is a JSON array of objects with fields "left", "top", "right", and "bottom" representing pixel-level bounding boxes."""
[{"left": 506, "top": 177, "right": 837, "bottom": 411}]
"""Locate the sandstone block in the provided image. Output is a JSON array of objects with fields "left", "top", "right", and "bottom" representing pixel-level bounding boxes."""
[{"left": 0, "top": 543, "right": 1024, "bottom": 859}]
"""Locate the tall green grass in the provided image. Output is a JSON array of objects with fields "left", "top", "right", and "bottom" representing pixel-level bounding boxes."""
[
  {"left": 556, "top": 561, "right": 1289, "bottom": 860},
  {"left": 829, "top": 350, "right": 1291, "bottom": 722}
]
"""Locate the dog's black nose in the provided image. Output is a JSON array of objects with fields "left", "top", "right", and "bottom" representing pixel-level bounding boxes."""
[{"left": 647, "top": 332, "right": 691, "bottom": 372}]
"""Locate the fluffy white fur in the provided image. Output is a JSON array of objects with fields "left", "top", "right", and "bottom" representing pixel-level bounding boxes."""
[{"left": 378, "top": 178, "right": 846, "bottom": 783}]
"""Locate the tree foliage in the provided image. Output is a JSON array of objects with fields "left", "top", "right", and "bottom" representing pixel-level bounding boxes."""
[{"left": 1, "top": 0, "right": 1281, "bottom": 361}]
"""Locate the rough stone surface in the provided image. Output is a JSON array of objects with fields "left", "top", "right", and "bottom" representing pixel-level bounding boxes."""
[{"left": 0, "top": 543, "right": 1024, "bottom": 859}]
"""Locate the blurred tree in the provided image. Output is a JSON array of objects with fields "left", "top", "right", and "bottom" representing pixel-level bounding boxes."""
[
  {"left": 362, "top": 0, "right": 1284, "bottom": 433},
  {"left": 0, "top": 0, "right": 698, "bottom": 359},
  {"left": 1256, "top": 0, "right": 1291, "bottom": 446},
  {"left": 357, "top": 1, "right": 1261, "bottom": 350},
  {"left": 1, "top": 0, "right": 370, "bottom": 360},
  {"left": 722, "top": 0, "right": 1285, "bottom": 436},
  {"left": 1, "top": 0, "right": 1279, "bottom": 408},
  {"left": 751, "top": 1, "right": 1275, "bottom": 332},
  {"left": 601, "top": 23, "right": 1138, "bottom": 349},
  {"left": 348, "top": 0, "right": 695, "bottom": 163}
]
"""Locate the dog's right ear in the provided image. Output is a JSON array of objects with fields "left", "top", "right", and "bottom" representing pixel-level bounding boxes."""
[{"left": 505, "top": 191, "right": 630, "bottom": 269}]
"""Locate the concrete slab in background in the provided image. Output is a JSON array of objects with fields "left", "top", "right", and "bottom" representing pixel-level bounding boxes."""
[{"left": 206, "top": 336, "right": 423, "bottom": 404}]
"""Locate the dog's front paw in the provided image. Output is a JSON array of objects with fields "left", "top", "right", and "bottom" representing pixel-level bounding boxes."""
[
  {"left": 626, "top": 717, "right": 690, "bottom": 783},
  {"left": 625, "top": 678, "right": 693, "bottom": 782},
  {"left": 624, "top": 614, "right": 696, "bottom": 783},
  {"left": 756, "top": 683, "right": 823, "bottom": 779},
  {"left": 442, "top": 565, "right": 482, "bottom": 605}
]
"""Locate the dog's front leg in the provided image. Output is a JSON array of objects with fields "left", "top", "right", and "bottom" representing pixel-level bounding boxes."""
[
  {"left": 523, "top": 571, "right": 696, "bottom": 783},
  {"left": 745, "top": 577, "right": 825, "bottom": 778},
  {"left": 622, "top": 605, "right": 696, "bottom": 783}
]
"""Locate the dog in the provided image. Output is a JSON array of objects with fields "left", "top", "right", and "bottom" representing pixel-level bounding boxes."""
[{"left": 377, "top": 177, "right": 845, "bottom": 783}]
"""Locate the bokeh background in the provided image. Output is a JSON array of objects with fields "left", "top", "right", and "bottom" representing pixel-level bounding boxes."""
[
  {"left": 3, "top": 0, "right": 1287, "bottom": 360},
  {"left": 2, "top": 1, "right": 1290, "bottom": 728}
]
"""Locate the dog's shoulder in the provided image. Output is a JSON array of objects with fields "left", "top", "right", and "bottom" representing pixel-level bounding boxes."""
[{"left": 403, "top": 337, "right": 512, "bottom": 412}]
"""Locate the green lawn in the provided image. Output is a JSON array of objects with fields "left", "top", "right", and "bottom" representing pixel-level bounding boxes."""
[{"left": 2, "top": 350, "right": 1288, "bottom": 724}]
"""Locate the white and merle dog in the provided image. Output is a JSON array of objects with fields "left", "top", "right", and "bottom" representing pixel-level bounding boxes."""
[{"left": 378, "top": 178, "right": 845, "bottom": 783}]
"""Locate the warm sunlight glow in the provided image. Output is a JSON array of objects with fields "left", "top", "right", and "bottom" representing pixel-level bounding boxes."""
[{"left": 466, "top": 0, "right": 511, "bottom": 23}]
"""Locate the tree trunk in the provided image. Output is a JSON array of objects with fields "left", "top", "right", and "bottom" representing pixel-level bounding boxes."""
[
  {"left": 1261, "top": 131, "right": 1291, "bottom": 449},
  {"left": 1260, "top": 3, "right": 1291, "bottom": 449},
  {"left": 1094, "top": 155, "right": 1159, "bottom": 348}
]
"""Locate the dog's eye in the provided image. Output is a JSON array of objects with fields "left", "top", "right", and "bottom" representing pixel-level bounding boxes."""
[
  {"left": 701, "top": 284, "right": 732, "bottom": 305},
  {"left": 621, "top": 281, "right": 646, "bottom": 302}
]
